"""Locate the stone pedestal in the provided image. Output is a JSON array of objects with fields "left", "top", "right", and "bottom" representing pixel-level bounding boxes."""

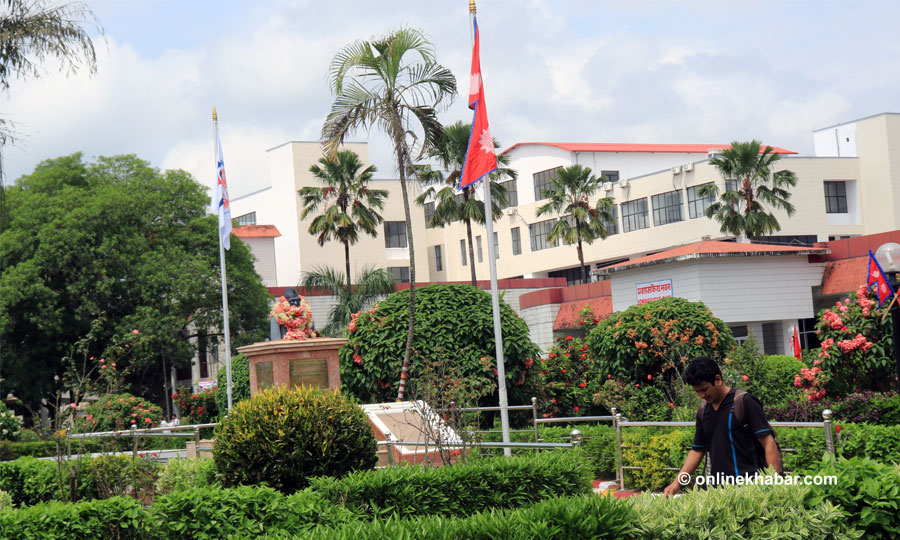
[{"left": 237, "top": 338, "right": 346, "bottom": 395}]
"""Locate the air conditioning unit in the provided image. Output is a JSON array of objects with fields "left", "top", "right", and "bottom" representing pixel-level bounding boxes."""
[
  {"left": 671, "top": 165, "right": 682, "bottom": 175},
  {"left": 602, "top": 182, "right": 613, "bottom": 192},
  {"left": 618, "top": 178, "right": 629, "bottom": 188},
  {"left": 707, "top": 148, "right": 725, "bottom": 160},
  {"left": 506, "top": 207, "right": 516, "bottom": 217},
  {"left": 683, "top": 162, "right": 694, "bottom": 172}
]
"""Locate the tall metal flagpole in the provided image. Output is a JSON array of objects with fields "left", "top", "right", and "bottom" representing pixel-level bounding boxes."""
[
  {"left": 470, "top": 0, "right": 511, "bottom": 457},
  {"left": 213, "top": 107, "right": 234, "bottom": 411}
]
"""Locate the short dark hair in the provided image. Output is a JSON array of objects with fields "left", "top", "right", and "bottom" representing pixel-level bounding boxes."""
[{"left": 682, "top": 356, "right": 722, "bottom": 386}]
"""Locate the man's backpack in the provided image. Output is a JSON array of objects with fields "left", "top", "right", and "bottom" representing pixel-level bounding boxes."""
[{"left": 696, "top": 389, "right": 779, "bottom": 469}]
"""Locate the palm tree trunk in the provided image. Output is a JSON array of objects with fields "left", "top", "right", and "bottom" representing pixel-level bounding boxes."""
[
  {"left": 394, "top": 131, "right": 416, "bottom": 402},
  {"left": 465, "top": 217, "right": 477, "bottom": 287},
  {"left": 344, "top": 240, "right": 352, "bottom": 291},
  {"left": 577, "top": 237, "right": 589, "bottom": 284}
]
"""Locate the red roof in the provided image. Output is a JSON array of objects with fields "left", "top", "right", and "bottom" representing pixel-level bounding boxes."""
[
  {"left": 233, "top": 225, "right": 281, "bottom": 238},
  {"left": 554, "top": 297, "right": 613, "bottom": 331},
  {"left": 500, "top": 142, "right": 796, "bottom": 156},
  {"left": 596, "top": 241, "right": 829, "bottom": 274},
  {"left": 820, "top": 256, "right": 868, "bottom": 296}
]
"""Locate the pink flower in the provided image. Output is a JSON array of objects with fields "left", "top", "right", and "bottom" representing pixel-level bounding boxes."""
[
  {"left": 647, "top": 374, "right": 652, "bottom": 380},
  {"left": 100, "top": 365, "right": 106, "bottom": 370},
  {"left": 669, "top": 402, "right": 675, "bottom": 408},
  {"left": 524, "top": 358, "right": 534, "bottom": 369},
  {"left": 353, "top": 354, "right": 363, "bottom": 365},
  {"left": 741, "top": 375, "right": 749, "bottom": 381},
  {"left": 144, "top": 418, "right": 151, "bottom": 423},
  {"left": 133, "top": 329, "right": 140, "bottom": 335}
]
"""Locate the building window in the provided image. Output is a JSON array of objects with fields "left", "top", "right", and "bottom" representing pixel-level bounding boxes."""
[
  {"left": 652, "top": 190, "right": 684, "bottom": 226},
  {"left": 755, "top": 235, "right": 818, "bottom": 246},
  {"left": 529, "top": 218, "right": 558, "bottom": 251},
  {"left": 424, "top": 202, "right": 435, "bottom": 228},
  {"left": 500, "top": 179, "right": 518, "bottom": 208},
  {"left": 725, "top": 179, "right": 739, "bottom": 193},
  {"left": 236, "top": 212, "right": 257, "bottom": 225},
  {"left": 621, "top": 198, "right": 649, "bottom": 232},
  {"left": 434, "top": 245, "right": 443, "bottom": 272},
  {"left": 687, "top": 183, "right": 716, "bottom": 219},
  {"left": 476, "top": 235, "right": 483, "bottom": 263},
  {"left": 729, "top": 325, "right": 749, "bottom": 346},
  {"left": 384, "top": 221, "right": 407, "bottom": 248},
  {"left": 493, "top": 231, "right": 499, "bottom": 260},
  {"left": 460, "top": 239, "right": 467, "bottom": 266},
  {"left": 388, "top": 266, "right": 410, "bottom": 283},
  {"left": 533, "top": 166, "right": 561, "bottom": 201},
  {"left": 824, "top": 181, "right": 848, "bottom": 214},
  {"left": 511, "top": 227, "right": 522, "bottom": 255},
  {"left": 549, "top": 266, "right": 592, "bottom": 286},
  {"left": 601, "top": 170, "right": 619, "bottom": 184},
  {"left": 798, "top": 317, "right": 821, "bottom": 351},
  {"left": 602, "top": 205, "right": 619, "bottom": 236}
]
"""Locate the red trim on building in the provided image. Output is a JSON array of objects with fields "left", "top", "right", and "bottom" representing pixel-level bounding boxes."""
[{"left": 234, "top": 225, "right": 281, "bottom": 238}]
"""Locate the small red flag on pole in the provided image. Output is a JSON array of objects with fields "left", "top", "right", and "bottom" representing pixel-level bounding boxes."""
[
  {"left": 792, "top": 326, "right": 802, "bottom": 360},
  {"left": 459, "top": 17, "right": 498, "bottom": 189}
]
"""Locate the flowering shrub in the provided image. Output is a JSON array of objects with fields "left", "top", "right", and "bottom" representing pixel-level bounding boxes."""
[
  {"left": 812, "top": 285, "right": 893, "bottom": 394},
  {"left": 587, "top": 297, "right": 734, "bottom": 385},
  {"left": 340, "top": 284, "right": 540, "bottom": 404},
  {"left": 270, "top": 295, "right": 317, "bottom": 340},
  {"left": 80, "top": 393, "right": 163, "bottom": 431},
  {"left": 534, "top": 308, "right": 602, "bottom": 417},
  {"left": 0, "top": 403, "right": 22, "bottom": 442},
  {"left": 173, "top": 386, "right": 219, "bottom": 424}
]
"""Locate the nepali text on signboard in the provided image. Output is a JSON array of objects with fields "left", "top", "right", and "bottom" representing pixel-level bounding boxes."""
[{"left": 636, "top": 279, "right": 673, "bottom": 305}]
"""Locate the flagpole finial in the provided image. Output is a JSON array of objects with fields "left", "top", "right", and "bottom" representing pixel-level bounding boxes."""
[
  {"left": 212, "top": 107, "right": 217, "bottom": 121},
  {"left": 469, "top": 0, "right": 476, "bottom": 14}
]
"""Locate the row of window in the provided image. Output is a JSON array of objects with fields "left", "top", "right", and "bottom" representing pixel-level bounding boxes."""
[{"left": 532, "top": 167, "right": 619, "bottom": 201}]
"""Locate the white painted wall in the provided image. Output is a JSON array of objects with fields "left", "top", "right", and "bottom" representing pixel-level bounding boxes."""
[
  {"left": 814, "top": 121, "right": 858, "bottom": 157},
  {"left": 242, "top": 237, "right": 278, "bottom": 287},
  {"left": 520, "top": 303, "right": 561, "bottom": 354}
]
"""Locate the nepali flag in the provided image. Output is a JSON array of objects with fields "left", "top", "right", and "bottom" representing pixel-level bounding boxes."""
[
  {"left": 216, "top": 126, "right": 232, "bottom": 250},
  {"left": 867, "top": 250, "right": 895, "bottom": 306},
  {"left": 791, "top": 326, "right": 802, "bottom": 361},
  {"left": 459, "top": 17, "right": 498, "bottom": 189}
]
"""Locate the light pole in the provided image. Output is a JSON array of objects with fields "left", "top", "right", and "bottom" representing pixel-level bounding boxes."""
[{"left": 874, "top": 242, "right": 900, "bottom": 389}]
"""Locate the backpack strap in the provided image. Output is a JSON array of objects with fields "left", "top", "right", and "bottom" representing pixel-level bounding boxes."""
[{"left": 733, "top": 388, "right": 747, "bottom": 425}]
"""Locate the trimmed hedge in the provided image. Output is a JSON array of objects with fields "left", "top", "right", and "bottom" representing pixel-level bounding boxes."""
[
  {"left": 296, "top": 494, "right": 633, "bottom": 540},
  {"left": 0, "top": 496, "right": 146, "bottom": 540},
  {"left": 0, "top": 457, "right": 96, "bottom": 507},
  {"left": 309, "top": 449, "right": 592, "bottom": 519},
  {"left": 0, "top": 435, "right": 188, "bottom": 461},
  {"left": 629, "top": 480, "right": 859, "bottom": 539}
]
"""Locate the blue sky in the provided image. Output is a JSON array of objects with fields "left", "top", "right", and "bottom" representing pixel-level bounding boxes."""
[{"left": 3, "top": 0, "right": 899, "bottom": 200}]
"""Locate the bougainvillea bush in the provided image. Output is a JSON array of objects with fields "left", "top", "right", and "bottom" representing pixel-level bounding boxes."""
[
  {"left": 812, "top": 285, "right": 893, "bottom": 395},
  {"left": 172, "top": 386, "right": 218, "bottom": 424},
  {"left": 79, "top": 393, "right": 163, "bottom": 431},
  {"left": 587, "top": 297, "right": 734, "bottom": 386},
  {"left": 339, "top": 284, "right": 541, "bottom": 405},
  {"left": 533, "top": 307, "right": 603, "bottom": 418}
]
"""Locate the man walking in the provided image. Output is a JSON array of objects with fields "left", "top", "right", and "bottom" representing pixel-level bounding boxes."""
[{"left": 663, "top": 356, "right": 782, "bottom": 497}]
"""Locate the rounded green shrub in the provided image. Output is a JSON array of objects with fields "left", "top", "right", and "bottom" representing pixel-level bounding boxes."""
[
  {"left": 215, "top": 353, "right": 251, "bottom": 415},
  {"left": 341, "top": 284, "right": 541, "bottom": 404},
  {"left": 214, "top": 385, "right": 377, "bottom": 493},
  {"left": 588, "top": 297, "right": 734, "bottom": 383}
]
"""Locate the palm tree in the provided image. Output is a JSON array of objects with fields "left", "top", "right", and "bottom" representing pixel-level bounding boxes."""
[
  {"left": 698, "top": 140, "right": 797, "bottom": 241},
  {"left": 299, "top": 150, "right": 388, "bottom": 290},
  {"left": 415, "top": 121, "right": 511, "bottom": 286},
  {"left": 322, "top": 27, "right": 457, "bottom": 401},
  {"left": 536, "top": 165, "right": 615, "bottom": 285},
  {"left": 0, "top": 0, "right": 100, "bottom": 145},
  {"left": 301, "top": 265, "right": 395, "bottom": 337}
]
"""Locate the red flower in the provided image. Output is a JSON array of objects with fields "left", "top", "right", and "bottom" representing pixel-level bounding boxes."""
[
  {"left": 565, "top": 336, "right": 573, "bottom": 341},
  {"left": 835, "top": 424, "right": 842, "bottom": 433},
  {"left": 635, "top": 384, "right": 640, "bottom": 388},
  {"left": 574, "top": 406, "right": 580, "bottom": 412},
  {"left": 741, "top": 375, "right": 749, "bottom": 381},
  {"left": 647, "top": 374, "right": 652, "bottom": 380},
  {"left": 579, "top": 382, "right": 586, "bottom": 388},
  {"left": 669, "top": 402, "right": 675, "bottom": 408}
]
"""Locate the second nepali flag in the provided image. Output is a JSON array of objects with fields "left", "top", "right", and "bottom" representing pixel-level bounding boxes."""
[{"left": 459, "top": 17, "right": 498, "bottom": 189}]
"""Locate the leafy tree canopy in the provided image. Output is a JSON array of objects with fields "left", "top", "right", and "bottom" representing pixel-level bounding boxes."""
[{"left": 0, "top": 153, "right": 270, "bottom": 407}]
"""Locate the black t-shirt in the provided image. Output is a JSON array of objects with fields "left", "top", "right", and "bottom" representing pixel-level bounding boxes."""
[{"left": 691, "top": 388, "right": 772, "bottom": 480}]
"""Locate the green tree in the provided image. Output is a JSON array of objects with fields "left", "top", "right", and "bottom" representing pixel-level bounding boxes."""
[
  {"left": 322, "top": 27, "right": 457, "bottom": 400},
  {"left": 415, "top": 121, "right": 511, "bottom": 286},
  {"left": 536, "top": 165, "right": 615, "bottom": 285},
  {"left": 298, "top": 150, "right": 388, "bottom": 290},
  {"left": 698, "top": 140, "right": 797, "bottom": 240},
  {"left": 0, "top": 153, "right": 270, "bottom": 408},
  {"left": 0, "top": 0, "right": 100, "bottom": 145},
  {"left": 301, "top": 264, "right": 394, "bottom": 337}
]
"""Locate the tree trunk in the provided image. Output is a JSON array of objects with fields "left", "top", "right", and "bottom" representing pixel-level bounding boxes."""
[
  {"left": 465, "top": 218, "right": 477, "bottom": 287},
  {"left": 577, "top": 237, "right": 589, "bottom": 284},
  {"left": 394, "top": 130, "right": 416, "bottom": 402},
  {"left": 344, "top": 240, "right": 352, "bottom": 291}
]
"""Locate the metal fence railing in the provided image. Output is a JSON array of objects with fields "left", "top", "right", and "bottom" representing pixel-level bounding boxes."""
[{"left": 65, "top": 423, "right": 218, "bottom": 460}]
